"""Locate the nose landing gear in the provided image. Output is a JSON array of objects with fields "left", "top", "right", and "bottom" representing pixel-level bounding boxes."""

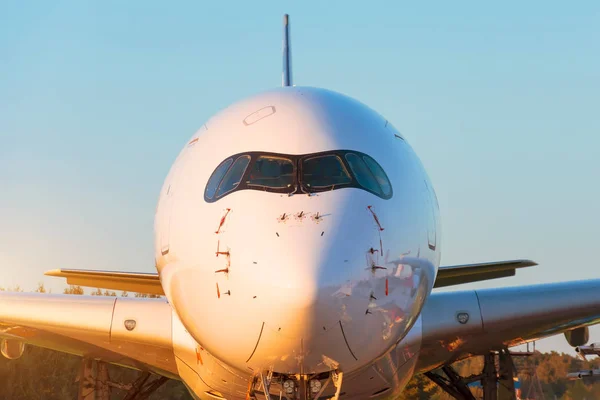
[{"left": 247, "top": 370, "right": 344, "bottom": 400}]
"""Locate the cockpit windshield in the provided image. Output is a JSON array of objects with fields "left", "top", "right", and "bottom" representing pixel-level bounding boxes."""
[
  {"left": 247, "top": 156, "right": 295, "bottom": 189},
  {"left": 302, "top": 155, "right": 352, "bottom": 189},
  {"left": 204, "top": 150, "right": 392, "bottom": 202},
  {"left": 215, "top": 155, "right": 251, "bottom": 197}
]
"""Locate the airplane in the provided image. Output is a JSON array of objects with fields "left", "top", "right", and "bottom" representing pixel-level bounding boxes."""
[{"left": 1, "top": 14, "right": 599, "bottom": 400}]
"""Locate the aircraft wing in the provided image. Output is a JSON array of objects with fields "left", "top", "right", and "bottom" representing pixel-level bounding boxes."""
[
  {"left": 45, "top": 269, "right": 164, "bottom": 296},
  {"left": 0, "top": 291, "right": 177, "bottom": 378},
  {"left": 415, "top": 279, "right": 600, "bottom": 373},
  {"left": 433, "top": 259, "right": 537, "bottom": 288}
]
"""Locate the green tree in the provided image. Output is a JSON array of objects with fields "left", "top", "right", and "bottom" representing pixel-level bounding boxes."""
[
  {"left": 562, "top": 379, "right": 590, "bottom": 400},
  {"left": 34, "top": 283, "right": 47, "bottom": 293},
  {"left": 134, "top": 292, "right": 162, "bottom": 298},
  {"left": 401, "top": 373, "right": 441, "bottom": 399},
  {"left": 63, "top": 285, "right": 84, "bottom": 295}
]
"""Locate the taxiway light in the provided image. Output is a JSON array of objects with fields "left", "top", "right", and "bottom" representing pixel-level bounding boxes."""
[
  {"left": 283, "top": 380, "right": 295, "bottom": 394},
  {"left": 309, "top": 379, "right": 322, "bottom": 393}
]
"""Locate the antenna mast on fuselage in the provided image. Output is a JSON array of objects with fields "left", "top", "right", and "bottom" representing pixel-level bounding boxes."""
[{"left": 282, "top": 14, "right": 293, "bottom": 87}]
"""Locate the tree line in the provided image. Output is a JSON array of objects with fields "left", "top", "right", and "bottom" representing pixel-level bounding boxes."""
[{"left": 401, "top": 351, "right": 600, "bottom": 400}]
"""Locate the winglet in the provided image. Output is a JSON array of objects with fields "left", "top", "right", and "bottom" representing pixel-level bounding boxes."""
[{"left": 282, "top": 14, "right": 293, "bottom": 87}]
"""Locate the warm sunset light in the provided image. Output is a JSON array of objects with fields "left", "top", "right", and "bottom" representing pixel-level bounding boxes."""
[{"left": 2, "top": 3, "right": 599, "bottom": 399}]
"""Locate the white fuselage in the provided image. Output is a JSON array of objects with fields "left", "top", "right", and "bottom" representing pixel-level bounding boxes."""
[{"left": 154, "top": 87, "right": 440, "bottom": 397}]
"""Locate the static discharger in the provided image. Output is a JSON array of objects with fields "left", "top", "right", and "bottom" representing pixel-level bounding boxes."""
[{"left": 215, "top": 208, "right": 231, "bottom": 234}]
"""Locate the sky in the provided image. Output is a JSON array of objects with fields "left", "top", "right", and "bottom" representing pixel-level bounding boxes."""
[{"left": 1, "top": 1, "right": 599, "bottom": 356}]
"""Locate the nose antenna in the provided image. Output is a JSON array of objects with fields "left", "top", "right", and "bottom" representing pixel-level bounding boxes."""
[{"left": 282, "top": 14, "right": 293, "bottom": 87}]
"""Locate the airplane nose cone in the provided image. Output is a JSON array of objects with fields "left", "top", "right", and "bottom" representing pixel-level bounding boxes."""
[
  {"left": 246, "top": 221, "right": 333, "bottom": 337},
  {"left": 225, "top": 194, "right": 433, "bottom": 374},
  {"left": 165, "top": 191, "right": 435, "bottom": 375}
]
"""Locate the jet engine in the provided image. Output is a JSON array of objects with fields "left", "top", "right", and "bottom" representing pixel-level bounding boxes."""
[
  {"left": 1, "top": 339, "right": 25, "bottom": 360},
  {"left": 564, "top": 326, "right": 589, "bottom": 347}
]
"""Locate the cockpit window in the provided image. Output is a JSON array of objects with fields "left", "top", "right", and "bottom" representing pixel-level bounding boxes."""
[
  {"left": 363, "top": 155, "right": 392, "bottom": 197},
  {"left": 345, "top": 153, "right": 383, "bottom": 195},
  {"left": 247, "top": 156, "right": 294, "bottom": 189},
  {"left": 204, "top": 150, "right": 393, "bottom": 202},
  {"left": 205, "top": 158, "right": 233, "bottom": 199},
  {"left": 302, "top": 155, "right": 351, "bottom": 189},
  {"left": 215, "top": 155, "right": 251, "bottom": 197}
]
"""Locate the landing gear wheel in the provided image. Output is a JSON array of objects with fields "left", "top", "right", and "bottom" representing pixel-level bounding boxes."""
[{"left": 425, "top": 350, "right": 518, "bottom": 400}]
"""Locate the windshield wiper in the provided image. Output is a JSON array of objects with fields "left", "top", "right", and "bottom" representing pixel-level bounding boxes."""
[{"left": 288, "top": 184, "right": 299, "bottom": 196}]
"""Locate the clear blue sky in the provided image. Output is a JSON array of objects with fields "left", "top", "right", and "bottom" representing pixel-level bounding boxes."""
[{"left": 1, "top": 2, "right": 599, "bottom": 355}]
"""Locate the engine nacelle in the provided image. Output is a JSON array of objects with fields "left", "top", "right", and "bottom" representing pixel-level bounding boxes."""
[
  {"left": 565, "top": 327, "right": 589, "bottom": 347},
  {"left": 567, "top": 369, "right": 600, "bottom": 380},
  {"left": 1, "top": 339, "right": 25, "bottom": 360}
]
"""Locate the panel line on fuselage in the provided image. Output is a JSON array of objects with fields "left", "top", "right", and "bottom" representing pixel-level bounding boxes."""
[{"left": 246, "top": 321, "right": 265, "bottom": 363}]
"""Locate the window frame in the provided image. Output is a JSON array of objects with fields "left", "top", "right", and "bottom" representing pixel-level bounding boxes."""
[
  {"left": 214, "top": 155, "right": 252, "bottom": 198},
  {"left": 204, "top": 157, "right": 234, "bottom": 200},
  {"left": 362, "top": 154, "right": 393, "bottom": 197},
  {"left": 204, "top": 150, "right": 393, "bottom": 202},
  {"left": 344, "top": 152, "right": 384, "bottom": 196}
]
